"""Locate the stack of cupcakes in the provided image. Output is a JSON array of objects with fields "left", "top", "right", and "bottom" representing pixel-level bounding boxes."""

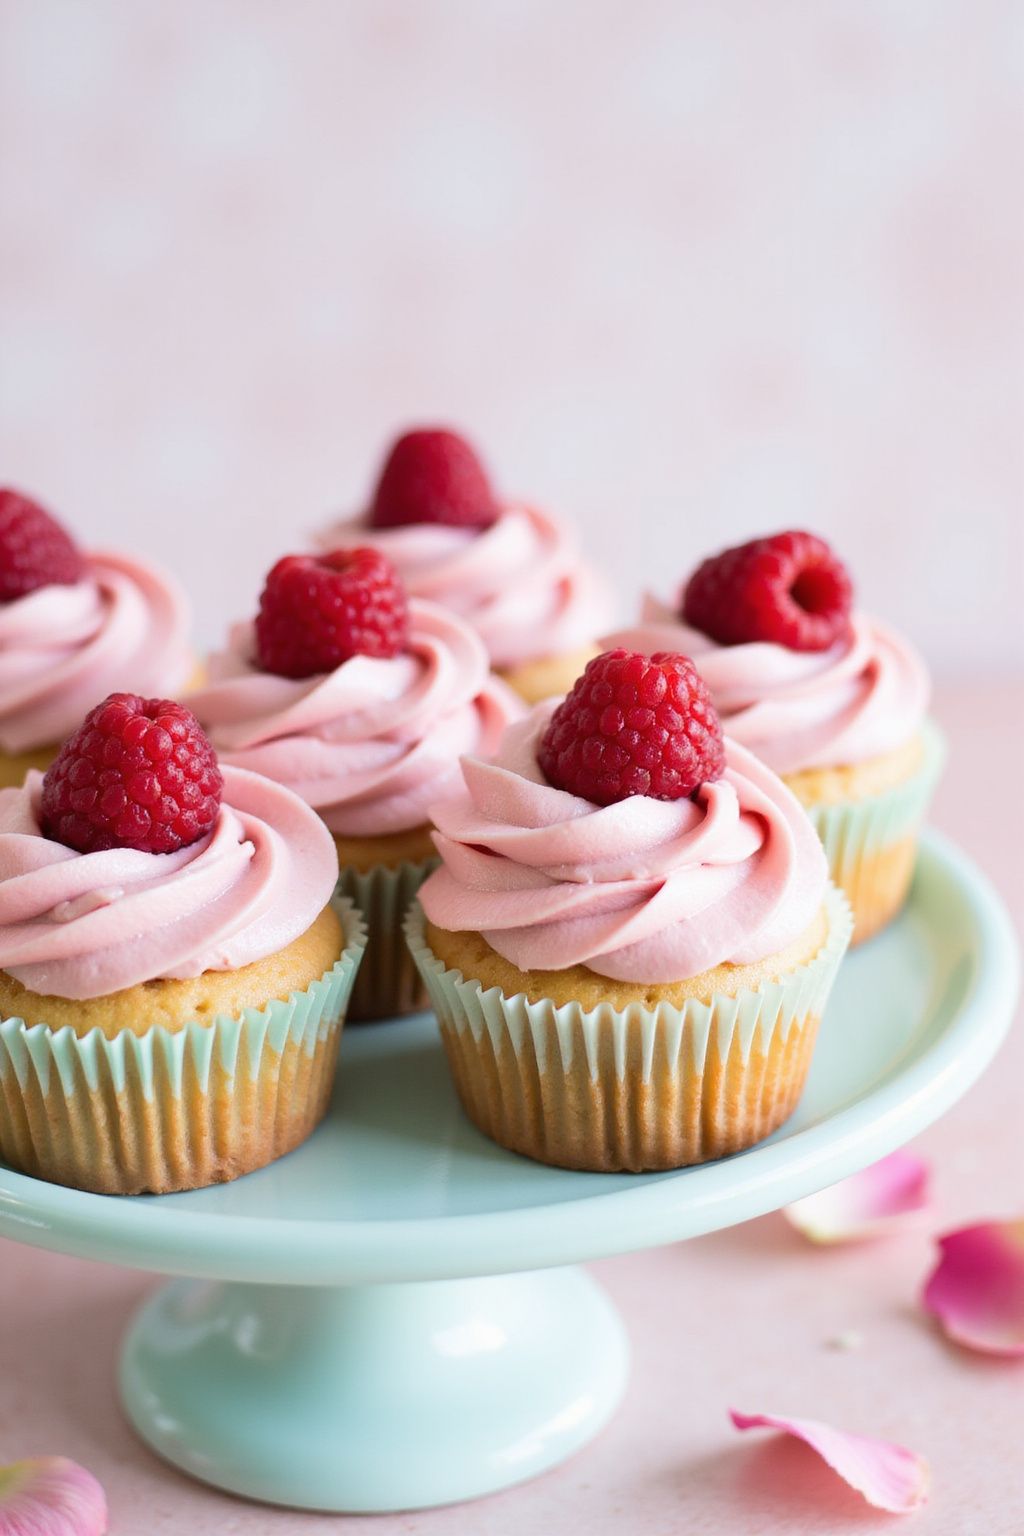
[
  {"left": 0, "top": 488, "right": 367, "bottom": 1194},
  {"left": 0, "top": 444, "right": 944, "bottom": 1194}
]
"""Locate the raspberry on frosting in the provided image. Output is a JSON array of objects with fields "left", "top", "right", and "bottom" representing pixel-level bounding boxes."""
[
  {"left": 255, "top": 547, "right": 409, "bottom": 679},
  {"left": 41, "top": 693, "right": 223, "bottom": 855},
  {"left": 538, "top": 648, "right": 725, "bottom": 806},
  {"left": 369, "top": 428, "right": 499, "bottom": 531},
  {"left": 421, "top": 710, "right": 829, "bottom": 983},
  {"left": 0, "top": 488, "right": 85, "bottom": 601},
  {"left": 683, "top": 531, "right": 853, "bottom": 652}
]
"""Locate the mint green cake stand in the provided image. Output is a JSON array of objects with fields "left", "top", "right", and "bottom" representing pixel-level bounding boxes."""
[{"left": 0, "top": 831, "right": 1017, "bottom": 1513}]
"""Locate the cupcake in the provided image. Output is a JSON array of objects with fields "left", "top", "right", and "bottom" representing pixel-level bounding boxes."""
[
  {"left": 0, "top": 693, "right": 364, "bottom": 1195},
  {"left": 189, "top": 546, "right": 521, "bottom": 1019},
  {"left": 316, "top": 427, "right": 614, "bottom": 703},
  {"left": 607, "top": 532, "right": 943, "bottom": 943},
  {"left": 407, "top": 648, "right": 851, "bottom": 1172},
  {"left": 0, "top": 488, "right": 194, "bottom": 787}
]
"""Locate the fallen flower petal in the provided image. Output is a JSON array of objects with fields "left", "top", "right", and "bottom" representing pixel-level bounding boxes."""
[
  {"left": 783, "top": 1151, "right": 931, "bottom": 1244},
  {"left": 0, "top": 1456, "right": 107, "bottom": 1536},
  {"left": 922, "top": 1220, "right": 1024, "bottom": 1357},
  {"left": 730, "top": 1409, "right": 929, "bottom": 1513}
]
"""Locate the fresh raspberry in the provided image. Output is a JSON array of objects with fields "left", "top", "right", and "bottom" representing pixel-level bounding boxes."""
[
  {"left": 538, "top": 648, "right": 725, "bottom": 806},
  {"left": 0, "top": 487, "right": 85, "bottom": 601},
  {"left": 255, "top": 547, "right": 409, "bottom": 679},
  {"left": 369, "top": 428, "right": 499, "bottom": 530},
  {"left": 682, "top": 530, "right": 853, "bottom": 652},
  {"left": 41, "top": 694, "right": 223, "bottom": 855}
]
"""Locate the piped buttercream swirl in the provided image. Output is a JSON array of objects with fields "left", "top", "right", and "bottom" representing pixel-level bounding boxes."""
[
  {"left": 419, "top": 704, "right": 828, "bottom": 983},
  {"left": 190, "top": 601, "right": 523, "bottom": 836},
  {"left": 0, "top": 552, "right": 192, "bottom": 755},
  {"left": 606, "top": 601, "right": 930, "bottom": 776},
  {"left": 0, "top": 766, "right": 338, "bottom": 999},
  {"left": 316, "top": 505, "right": 613, "bottom": 669}
]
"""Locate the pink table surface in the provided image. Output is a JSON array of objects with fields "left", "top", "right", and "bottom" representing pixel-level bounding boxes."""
[{"left": 0, "top": 680, "right": 1020, "bottom": 1536}]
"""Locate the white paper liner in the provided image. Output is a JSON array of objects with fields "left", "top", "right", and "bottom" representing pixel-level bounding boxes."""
[
  {"left": 405, "top": 885, "right": 853, "bottom": 1172},
  {"left": 803, "top": 721, "right": 945, "bottom": 942},
  {"left": 0, "top": 897, "right": 366, "bottom": 1195},
  {"left": 337, "top": 858, "right": 435, "bottom": 1020}
]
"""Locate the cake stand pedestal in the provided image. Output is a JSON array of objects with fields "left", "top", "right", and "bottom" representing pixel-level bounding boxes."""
[
  {"left": 121, "top": 1268, "right": 628, "bottom": 1511},
  {"left": 0, "top": 832, "right": 1017, "bottom": 1513}
]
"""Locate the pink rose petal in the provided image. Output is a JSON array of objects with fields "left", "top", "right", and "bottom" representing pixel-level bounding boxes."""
[
  {"left": 0, "top": 1457, "right": 107, "bottom": 1536},
  {"left": 783, "top": 1151, "right": 931, "bottom": 1244},
  {"left": 922, "top": 1220, "right": 1024, "bottom": 1357},
  {"left": 730, "top": 1409, "right": 930, "bottom": 1514}
]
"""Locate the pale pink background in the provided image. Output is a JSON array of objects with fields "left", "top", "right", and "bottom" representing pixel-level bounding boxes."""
[
  {"left": 1, "top": 1, "right": 1022, "bottom": 668},
  {"left": 1, "top": 5, "right": 1023, "bottom": 1534}
]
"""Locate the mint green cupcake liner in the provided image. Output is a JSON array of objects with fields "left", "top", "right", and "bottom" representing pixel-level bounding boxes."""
[
  {"left": 405, "top": 884, "right": 852, "bottom": 1171},
  {"left": 0, "top": 896, "right": 366, "bottom": 1196},
  {"left": 802, "top": 720, "right": 945, "bottom": 941},
  {"left": 337, "top": 858, "right": 436, "bottom": 1020}
]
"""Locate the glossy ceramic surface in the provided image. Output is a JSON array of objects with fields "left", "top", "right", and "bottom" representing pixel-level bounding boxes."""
[{"left": 121, "top": 1268, "right": 630, "bottom": 1512}]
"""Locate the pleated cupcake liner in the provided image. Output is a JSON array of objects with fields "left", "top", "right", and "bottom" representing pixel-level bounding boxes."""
[
  {"left": 336, "top": 857, "right": 436, "bottom": 1020},
  {"left": 0, "top": 897, "right": 366, "bottom": 1196},
  {"left": 803, "top": 720, "right": 946, "bottom": 943},
  {"left": 405, "top": 885, "right": 853, "bottom": 1172}
]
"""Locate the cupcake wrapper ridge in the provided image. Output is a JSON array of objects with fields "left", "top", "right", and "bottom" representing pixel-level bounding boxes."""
[
  {"left": 806, "top": 720, "right": 945, "bottom": 943},
  {"left": 405, "top": 885, "right": 853, "bottom": 1172},
  {"left": 0, "top": 897, "right": 367, "bottom": 1195},
  {"left": 337, "top": 857, "right": 435, "bottom": 1020}
]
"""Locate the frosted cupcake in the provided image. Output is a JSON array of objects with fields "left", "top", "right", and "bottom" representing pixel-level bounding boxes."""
[
  {"left": 190, "top": 547, "right": 521, "bottom": 1019},
  {"left": 0, "top": 693, "right": 364, "bottom": 1195},
  {"left": 608, "top": 532, "right": 943, "bottom": 943},
  {"left": 316, "top": 427, "right": 614, "bottom": 703},
  {"left": 407, "top": 648, "right": 851, "bottom": 1172},
  {"left": 0, "top": 488, "right": 193, "bottom": 786}
]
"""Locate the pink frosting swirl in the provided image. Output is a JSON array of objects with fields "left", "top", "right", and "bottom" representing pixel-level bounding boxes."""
[
  {"left": 606, "top": 601, "right": 930, "bottom": 776},
  {"left": 0, "top": 552, "right": 192, "bottom": 755},
  {"left": 420, "top": 705, "right": 828, "bottom": 983},
  {"left": 316, "top": 505, "right": 614, "bottom": 668},
  {"left": 190, "top": 601, "right": 523, "bottom": 837},
  {"left": 0, "top": 766, "right": 338, "bottom": 999}
]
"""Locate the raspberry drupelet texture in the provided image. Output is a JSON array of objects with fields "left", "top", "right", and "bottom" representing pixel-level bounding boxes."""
[
  {"left": 538, "top": 648, "right": 725, "bottom": 806},
  {"left": 683, "top": 530, "right": 853, "bottom": 652},
  {"left": 369, "top": 427, "right": 499, "bottom": 531},
  {"left": 41, "top": 694, "right": 223, "bottom": 855},
  {"left": 255, "top": 547, "right": 409, "bottom": 679},
  {"left": 0, "top": 487, "right": 85, "bottom": 602}
]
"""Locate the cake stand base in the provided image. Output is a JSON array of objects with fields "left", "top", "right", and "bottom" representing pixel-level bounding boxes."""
[{"left": 120, "top": 1266, "right": 630, "bottom": 1513}]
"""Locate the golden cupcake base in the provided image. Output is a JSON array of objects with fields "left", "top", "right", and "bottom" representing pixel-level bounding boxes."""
[
  {"left": 406, "top": 888, "right": 852, "bottom": 1173},
  {"left": 0, "top": 901, "right": 366, "bottom": 1195}
]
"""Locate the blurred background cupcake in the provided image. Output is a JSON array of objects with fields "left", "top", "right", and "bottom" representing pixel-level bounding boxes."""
[
  {"left": 316, "top": 427, "right": 615, "bottom": 703},
  {"left": 0, "top": 488, "right": 194, "bottom": 786},
  {"left": 0, "top": 693, "right": 364, "bottom": 1195},
  {"left": 609, "top": 531, "right": 944, "bottom": 942},
  {"left": 408, "top": 648, "right": 852, "bottom": 1170},
  {"left": 190, "top": 545, "right": 521, "bottom": 1018}
]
